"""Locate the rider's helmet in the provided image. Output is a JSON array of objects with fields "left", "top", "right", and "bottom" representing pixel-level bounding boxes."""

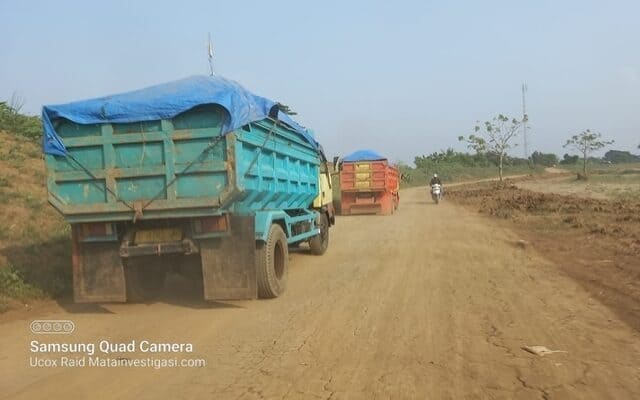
[{"left": 433, "top": 173, "right": 438, "bottom": 178}]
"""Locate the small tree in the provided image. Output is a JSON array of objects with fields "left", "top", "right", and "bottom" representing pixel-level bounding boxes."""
[
  {"left": 459, "top": 114, "right": 524, "bottom": 181},
  {"left": 563, "top": 130, "right": 614, "bottom": 175}
]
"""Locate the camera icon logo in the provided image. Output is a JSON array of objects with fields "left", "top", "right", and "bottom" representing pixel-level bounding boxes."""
[{"left": 30, "top": 320, "right": 75, "bottom": 334}]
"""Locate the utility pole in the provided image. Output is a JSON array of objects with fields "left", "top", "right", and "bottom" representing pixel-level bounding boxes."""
[
  {"left": 208, "top": 33, "right": 215, "bottom": 76},
  {"left": 521, "top": 82, "right": 528, "bottom": 160}
]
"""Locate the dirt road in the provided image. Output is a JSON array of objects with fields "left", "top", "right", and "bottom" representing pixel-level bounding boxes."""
[{"left": 1, "top": 187, "right": 639, "bottom": 399}]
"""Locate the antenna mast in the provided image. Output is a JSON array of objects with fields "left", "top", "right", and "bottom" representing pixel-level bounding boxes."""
[
  {"left": 208, "top": 33, "right": 214, "bottom": 76},
  {"left": 521, "top": 82, "right": 528, "bottom": 159}
]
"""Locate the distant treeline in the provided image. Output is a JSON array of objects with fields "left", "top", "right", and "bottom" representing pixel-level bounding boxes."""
[
  {"left": 409, "top": 147, "right": 639, "bottom": 170},
  {"left": 543, "top": 150, "right": 640, "bottom": 165},
  {"left": 395, "top": 147, "right": 640, "bottom": 185},
  {"left": 395, "top": 149, "right": 537, "bottom": 184}
]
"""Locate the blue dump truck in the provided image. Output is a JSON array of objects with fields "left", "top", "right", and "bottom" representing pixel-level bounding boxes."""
[{"left": 42, "top": 76, "right": 335, "bottom": 302}]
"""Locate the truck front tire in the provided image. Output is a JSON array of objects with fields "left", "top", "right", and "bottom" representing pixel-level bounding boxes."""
[
  {"left": 257, "top": 224, "right": 288, "bottom": 298},
  {"left": 309, "top": 213, "right": 329, "bottom": 255}
]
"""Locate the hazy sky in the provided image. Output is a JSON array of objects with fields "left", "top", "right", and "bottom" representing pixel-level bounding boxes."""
[{"left": 1, "top": 0, "right": 639, "bottom": 162}]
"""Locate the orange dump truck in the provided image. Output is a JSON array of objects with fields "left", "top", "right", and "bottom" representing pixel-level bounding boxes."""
[{"left": 339, "top": 150, "right": 399, "bottom": 215}]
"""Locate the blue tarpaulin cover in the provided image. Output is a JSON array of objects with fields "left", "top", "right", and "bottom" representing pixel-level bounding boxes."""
[
  {"left": 343, "top": 149, "right": 387, "bottom": 162},
  {"left": 41, "top": 75, "right": 319, "bottom": 156}
]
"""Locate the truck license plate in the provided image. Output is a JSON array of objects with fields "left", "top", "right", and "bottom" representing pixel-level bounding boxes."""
[{"left": 135, "top": 228, "right": 182, "bottom": 244}]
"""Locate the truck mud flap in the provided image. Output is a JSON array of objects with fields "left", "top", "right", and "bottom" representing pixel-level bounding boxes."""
[
  {"left": 72, "top": 227, "right": 126, "bottom": 302},
  {"left": 200, "top": 216, "right": 257, "bottom": 300}
]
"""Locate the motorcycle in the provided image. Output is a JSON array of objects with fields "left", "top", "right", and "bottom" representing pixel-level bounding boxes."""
[{"left": 431, "top": 183, "right": 442, "bottom": 204}]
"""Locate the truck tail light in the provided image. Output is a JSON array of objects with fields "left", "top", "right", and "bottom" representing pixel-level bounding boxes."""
[{"left": 192, "top": 215, "right": 228, "bottom": 235}]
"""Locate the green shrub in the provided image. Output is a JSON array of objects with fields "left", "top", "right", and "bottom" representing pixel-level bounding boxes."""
[
  {"left": 0, "top": 101, "right": 42, "bottom": 140},
  {"left": 0, "top": 265, "right": 44, "bottom": 300}
]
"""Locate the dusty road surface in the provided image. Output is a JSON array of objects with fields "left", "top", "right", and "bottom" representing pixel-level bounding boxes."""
[{"left": 1, "top": 186, "right": 639, "bottom": 399}]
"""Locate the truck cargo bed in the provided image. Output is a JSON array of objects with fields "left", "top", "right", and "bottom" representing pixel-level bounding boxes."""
[
  {"left": 46, "top": 105, "right": 320, "bottom": 223},
  {"left": 339, "top": 160, "right": 399, "bottom": 215}
]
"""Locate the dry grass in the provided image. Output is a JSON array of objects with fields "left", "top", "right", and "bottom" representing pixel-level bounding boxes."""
[
  {"left": 516, "top": 165, "right": 640, "bottom": 201},
  {"left": 0, "top": 131, "right": 71, "bottom": 311}
]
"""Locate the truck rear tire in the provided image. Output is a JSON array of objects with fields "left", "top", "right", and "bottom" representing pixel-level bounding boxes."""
[
  {"left": 309, "top": 213, "right": 329, "bottom": 255},
  {"left": 257, "top": 224, "right": 288, "bottom": 298}
]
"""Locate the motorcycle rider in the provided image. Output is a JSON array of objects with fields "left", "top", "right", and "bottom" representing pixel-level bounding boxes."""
[
  {"left": 430, "top": 174, "right": 443, "bottom": 197},
  {"left": 429, "top": 173, "right": 442, "bottom": 186}
]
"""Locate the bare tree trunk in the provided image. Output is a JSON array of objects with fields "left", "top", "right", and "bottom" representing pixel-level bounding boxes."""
[
  {"left": 582, "top": 149, "right": 587, "bottom": 175},
  {"left": 499, "top": 153, "right": 504, "bottom": 182}
]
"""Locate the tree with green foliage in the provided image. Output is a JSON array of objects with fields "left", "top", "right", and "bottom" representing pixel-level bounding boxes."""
[
  {"left": 563, "top": 130, "right": 614, "bottom": 175},
  {"left": 603, "top": 150, "right": 640, "bottom": 164},
  {"left": 459, "top": 114, "right": 525, "bottom": 181},
  {"left": 414, "top": 148, "right": 493, "bottom": 173},
  {"left": 559, "top": 153, "right": 579, "bottom": 165},
  {"left": 457, "top": 134, "right": 486, "bottom": 154},
  {"left": 530, "top": 151, "right": 559, "bottom": 166}
]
